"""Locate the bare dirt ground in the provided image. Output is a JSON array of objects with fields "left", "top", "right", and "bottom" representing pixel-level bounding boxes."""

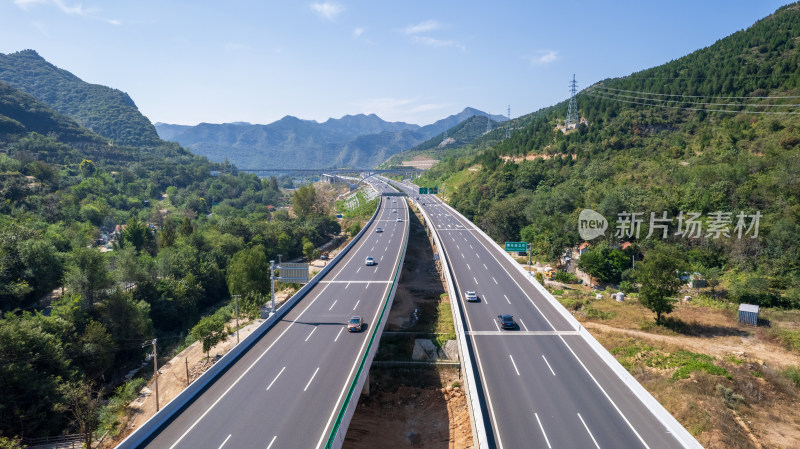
[
  {"left": 400, "top": 156, "right": 439, "bottom": 170},
  {"left": 344, "top": 203, "right": 473, "bottom": 449},
  {"left": 569, "top": 295, "right": 800, "bottom": 449}
]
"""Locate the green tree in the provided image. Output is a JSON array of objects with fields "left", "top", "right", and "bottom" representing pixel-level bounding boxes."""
[
  {"left": 302, "top": 237, "right": 318, "bottom": 262},
  {"left": 577, "top": 246, "right": 630, "bottom": 284},
  {"left": 56, "top": 380, "right": 103, "bottom": 449},
  {"left": 64, "top": 247, "right": 111, "bottom": 307},
  {"left": 190, "top": 314, "right": 226, "bottom": 358},
  {"left": 292, "top": 184, "right": 317, "bottom": 219},
  {"left": 226, "top": 246, "right": 269, "bottom": 297},
  {"left": 634, "top": 247, "right": 688, "bottom": 325},
  {"left": 79, "top": 159, "right": 95, "bottom": 177}
]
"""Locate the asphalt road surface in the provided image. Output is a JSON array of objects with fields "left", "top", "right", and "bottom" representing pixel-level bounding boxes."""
[
  {"left": 397, "top": 180, "right": 689, "bottom": 449},
  {"left": 139, "top": 186, "right": 408, "bottom": 449}
]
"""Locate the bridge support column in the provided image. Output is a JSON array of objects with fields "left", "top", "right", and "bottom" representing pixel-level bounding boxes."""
[{"left": 361, "top": 370, "right": 370, "bottom": 396}]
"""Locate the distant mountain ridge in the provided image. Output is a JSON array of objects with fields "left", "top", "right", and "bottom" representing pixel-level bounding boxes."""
[
  {"left": 155, "top": 108, "right": 507, "bottom": 169},
  {"left": 0, "top": 50, "right": 161, "bottom": 147}
]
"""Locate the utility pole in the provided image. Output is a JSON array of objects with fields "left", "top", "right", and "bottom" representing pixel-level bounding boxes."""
[
  {"left": 185, "top": 358, "right": 190, "bottom": 387},
  {"left": 528, "top": 243, "right": 532, "bottom": 279},
  {"left": 143, "top": 339, "right": 159, "bottom": 411},
  {"left": 270, "top": 260, "right": 276, "bottom": 314},
  {"left": 233, "top": 294, "right": 240, "bottom": 344}
]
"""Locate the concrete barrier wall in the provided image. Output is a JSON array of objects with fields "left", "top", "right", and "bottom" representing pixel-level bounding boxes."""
[
  {"left": 117, "top": 192, "right": 384, "bottom": 449},
  {"left": 409, "top": 193, "right": 490, "bottom": 449},
  {"left": 435, "top": 199, "right": 702, "bottom": 449}
]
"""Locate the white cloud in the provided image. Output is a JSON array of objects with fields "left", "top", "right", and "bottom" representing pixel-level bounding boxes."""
[
  {"left": 14, "top": 0, "right": 121, "bottom": 25},
  {"left": 403, "top": 19, "right": 440, "bottom": 35},
  {"left": 412, "top": 36, "right": 465, "bottom": 51},
  {"left": 310, "top": 2, "right": 344, "bottom": 21},
  {"left": 529, "top": 50, "right": 558, "bottom": 66},
  {"left": 353, "top": 27, "right": 364, "bottom": 38}
]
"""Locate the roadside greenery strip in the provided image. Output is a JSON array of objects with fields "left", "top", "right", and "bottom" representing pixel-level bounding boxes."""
[{"left": 324, "top": 199, "right": 409, "bottom": 449}]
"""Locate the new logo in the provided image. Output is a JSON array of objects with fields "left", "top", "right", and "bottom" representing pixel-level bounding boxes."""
[{"left": 578, "top": 209, "right": 607, "bottom": 240}]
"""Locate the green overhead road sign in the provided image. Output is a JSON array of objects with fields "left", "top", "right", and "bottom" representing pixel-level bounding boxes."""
[
  {"left": 419, "top": 187, "right": 428, "bottom": 194},
  {"left": 505, "top": 241, "right": 528, "bottom": 252},
  {"left": 430, "top": 186, "right": 438, "bottom": 194}
]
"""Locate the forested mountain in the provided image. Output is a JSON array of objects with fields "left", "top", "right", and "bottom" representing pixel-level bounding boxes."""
[
  {"left": 420, "top": 3, "right": 800, "bottom": 307},
  {"left": 381, "top": 114, "right": 507, "bottom": 167},
  {"left": 155, "top": 107, "right": 504, "bottom": 169},
  {"left": 0, "top": 70, "right": 341, "bottom": 441},
  {"left": 0, "top": 50, "right": 161, "bottom": 147}
]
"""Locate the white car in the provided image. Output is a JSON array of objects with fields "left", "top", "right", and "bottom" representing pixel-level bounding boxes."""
[
  {"left": 375, "top": 227, "right": 383, "bottom": 233},
  {"left": 465, "top": 291, "right": 478, "bottom": 302},
  {"left": 365, "top": 257, "right": 375, "bottom": 266},
  {"left": 396, "top": 217, "right": 402, "bottom": 222}
]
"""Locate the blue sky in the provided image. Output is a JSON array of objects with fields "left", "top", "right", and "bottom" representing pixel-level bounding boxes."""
[{"left": 1, "top": 1, "right": 794, "bottom": 126}]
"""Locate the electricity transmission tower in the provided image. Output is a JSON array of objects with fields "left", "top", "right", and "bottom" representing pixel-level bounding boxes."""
[
  {"left": 505, "top": 105, "right": 511, "bottom": 139},
  {"left": 566, "top": 74, "right": 579, "bottom": 128}
]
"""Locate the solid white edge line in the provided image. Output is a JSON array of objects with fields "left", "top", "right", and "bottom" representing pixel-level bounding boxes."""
[
  {"left": 535, "top": 413, "right": 552, "bottom": 449},
  {"left": 217, "top": 434, "right": 232, "bottom": 449},
  {"left": 328, "top": 300, "right": 337, "bottom": 311},
  {"left": 166, "top": 282, "right": 333, "bottom": 449},
  {"left": 334, "top": 327, "right": 344, "bottom": 342},
  {"left": 305, "top": 327, "right": 317, "bottom": 342},
  {"left": 304, "top": 367, "right": 320, "bottom": 391},
  {"left": 266, "top": 366, "right": 286, "bottom": 391},
  {"left": 441, "top": 197, "right": 653, "bottom": 449},
  {"left": 314, "top": 206, "right": 407, "bottom": 449},
  {"left": 578, "top": 412, "right": 602, "bottom": 449},
  {"left": 509, "top": 355, "right": 520, "bottom": 376},
  {"left": 542, "top": 355, "right": 556, "bottom": 376},
  {"left": 266, "top": 435, "right": 277, "bottom": 449}
]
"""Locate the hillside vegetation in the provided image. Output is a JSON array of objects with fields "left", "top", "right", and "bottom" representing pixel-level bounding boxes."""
[
  {"left": 0, "top": 78, "right": 340, "bottom": 442},
  {"left": 421, "top": 3, "right": 800, "bottom": 309},
  {"left": 0, "top": 50, "right": 161, "bottom": 147}
]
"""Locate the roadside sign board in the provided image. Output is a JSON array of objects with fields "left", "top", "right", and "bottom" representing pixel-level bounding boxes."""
[
  {"left": 279, "top": 263, "right": 309, "bottom": 282},
  {"left": 430, "top": 186, "right": 438, "bottom": 194},
  {"left": 504, "top": 241, "right": 527, "bottom": 252},
  {"left": 419, "top": 187, "right": 428, "bottom": 194}
]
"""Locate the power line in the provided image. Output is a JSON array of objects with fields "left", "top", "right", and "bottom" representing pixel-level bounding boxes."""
[
  {"left": 597, "top": 85, "right": 800, "bottom": 100},
  {"left": 590, "top": 87, "right": 800, "bottom": 108},
  {"left": 585, "top": 90, "right": 800, "bottom": 115}
]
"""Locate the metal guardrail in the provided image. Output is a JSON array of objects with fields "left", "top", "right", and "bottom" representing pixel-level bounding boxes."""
[
  {"left": 323, "top": 193, "right": 410, "bottom": 449},
  {"left": 116, "top": 196, "right": 385, "bottom": 449},
  {"left": 408, "top": 188, "right": 490, "bottom": 449},
  {"left": 435, "top": 198, "right": 703, "bottom": 449}
]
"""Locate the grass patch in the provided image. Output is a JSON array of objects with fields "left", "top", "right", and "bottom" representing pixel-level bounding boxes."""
[
  {"left": 784, "top": 365, "right": 800, "bottom": 387},
  {"left": 97, "top": 378, "right": 146, "bottom": 437},
  {"left": 646, "top": 350, "right": 731, "bottom": 380},
  {"left": 771, "top": 328, "right": 800, "bottom": 353},
  {"left": 552, "top": 289, "right": 564, "bottom": 296},
  {"left": 724, "top": 354, "right": 745, "bottom": 365},
  {"left": 434, "top": 302, "right": 456, "bottom": 348},
  {"left": 585, "top": 306, "right": 616, "bottom": 320}
]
